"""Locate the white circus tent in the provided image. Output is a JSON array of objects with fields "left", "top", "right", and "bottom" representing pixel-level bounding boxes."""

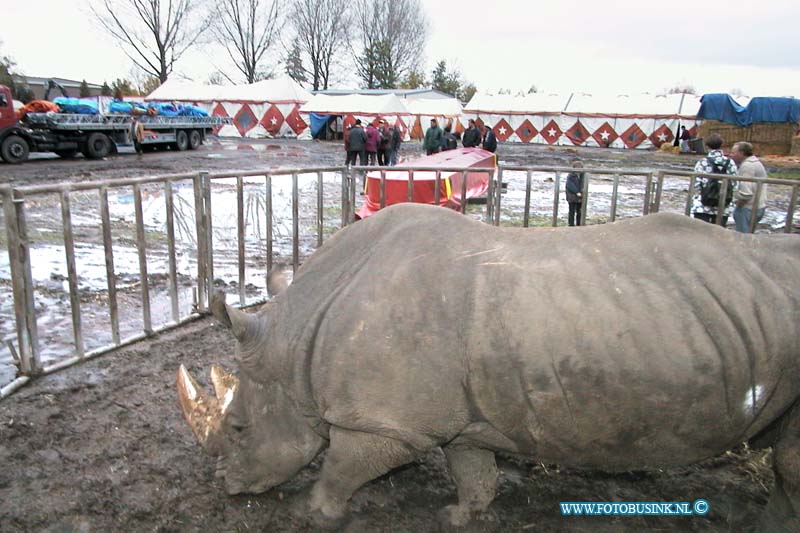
[
  {"left": 463, "top": 92, "right": 705, "bottom": 149},
  {"left": 145, "top": 77, "right": 313, "bottom": 138},
  {"left": 405, "top": 97, "right": 464, "bottom": 139},
  {"left": 300, "top": 93, "right": 414, "bottom": 139}
]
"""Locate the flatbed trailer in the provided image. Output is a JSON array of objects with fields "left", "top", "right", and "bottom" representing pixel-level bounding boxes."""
[{"left": 0, "top": 84, "right": 231, "bottom": 163}]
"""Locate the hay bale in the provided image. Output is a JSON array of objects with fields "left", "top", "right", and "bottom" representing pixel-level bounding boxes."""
[
  {"left": 697, "top": 120, "right": 795, "bottom": 155},
  {"left": 791, "top": 135, "right": 800, "bottom": 156}
]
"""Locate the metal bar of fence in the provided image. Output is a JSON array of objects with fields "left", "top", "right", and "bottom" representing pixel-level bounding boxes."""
[
  {"left": 610, "top": 174, "right": 620, "bottom": 222},
  {"left": 292, "top": 172, "right": 299, "bottom": 274},
  {"left": 316, "top": 171, "right": 323, "bottom": 248},
  {"left": 684, "top": 176, "right": 695, "bottom": 217},
  {"left": 15, "top": 192, "right": 39, "bottom": 372},
  {"left": 2, "top": 189, "right": 37, "bottom": 374},
  {"left": 580, "top": 171, "right": 590, "bottom": 226},
  {"left": 60, "top": 190, "right": 83, "bottom": 357},
  {"left": 434, "top": 171, "right": 441, "bottom": 207},
  {"left": 350, "top": 169, "right": 357, "bottom": 224},
  {"left": 459, "top": 171, "right": 467, "bottom": 215},
  {"left": 749, "top": 183, "right": 764, "bottom": 234},
  {"left": 237, "top": 176, "right": 246, "bottom": 305},
  {"left": 552, "top": 172, "right": 561, "bottom": 227},
  {"left": 716, "top": 178, "right": 730, "bottom": 226},
  {"left": 486, "top": 174, "right": 494, "bottom": 223},
  {"left": 192, "top": 174, "right": 207, "bottom": 312},
  {"left": 653, "top": 171, "right": 665, "bottom": 214},
  {"left": 341, "top": 168, "right": 348, "bottom": 227},
  {"left": 99, "top": 186, "right": 120, "bottom": 344},
  {"left": 493, "top": 170, "right": 502, "bottom": 225},
  {"left": 380, "top": 170, "right": 387, "bottom": 209},
  {"left": 785, "top": 185, "right": 798, "bottom": 234},
  {"left": 133, "top": 184, "right": 152, "bottom": 334},
  {"left": 266, "top": 174, "right": 273, "bottom": 277},
  {"left": 642, "top": 173, "right": 652, "bottom": 216},
  {"left": 407, "top": 171, "right": 415, "bottom": 202},
  {"left": 203, "top": 172, "right": 214, "bottom": 293},
  {"left": 523, "top": 170, "right": 532, "bottom": 228},
  {"left": 164, "top": 180, "right": 180, "bottom": 323}
]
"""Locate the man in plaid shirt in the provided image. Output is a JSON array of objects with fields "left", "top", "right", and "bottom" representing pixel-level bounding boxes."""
[{"left": 692, "top": 133, "right": 737, "bottom": 226}]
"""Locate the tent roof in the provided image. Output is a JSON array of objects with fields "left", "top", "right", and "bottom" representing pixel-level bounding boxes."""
[
  {"left": 300, "top": 93, "right": 411, "bottom": 115},
  {"left": 145, "top": 76, "right": 312, "bottom": 103},
  {"left": 405, "top": 97, "right": 463, "bottom": 117}
]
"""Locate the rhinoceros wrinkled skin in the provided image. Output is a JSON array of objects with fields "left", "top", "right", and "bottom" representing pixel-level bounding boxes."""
[{"left": 177, "top": 203, "right": 800, "bottom": 529}]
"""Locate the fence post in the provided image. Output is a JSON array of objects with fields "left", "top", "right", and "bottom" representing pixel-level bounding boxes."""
[
  {"left": 2, "top": 189, "right": 40, "bottom": 375},
  {"left": 202, "top": 171, "right": 214, "bottom": 293},
  {"left": 642, "top": 173, "right": 652, "bottom": 215},
  {"left": 193, "top": 173, "right": 208, "bottom": 312},
  {"left": 494, "top": 168, "right": 503, "bottom": 226}
]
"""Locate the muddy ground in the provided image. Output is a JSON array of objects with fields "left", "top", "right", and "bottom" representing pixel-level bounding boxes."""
[
  {"left": 0, "top": 138, "right": 797, "bottom": 532},
  {"left": 0, "top": 316, "right": 775, "bottom": 532}
]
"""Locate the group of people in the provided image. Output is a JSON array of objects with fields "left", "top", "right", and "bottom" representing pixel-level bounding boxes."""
[
  {"left": 344, "top": 119, "right": 403, "bottom": 167},
  {"left": 565, "top": 132, "right": 768, "bottom": 232},
  {"left": 691, "top": 133, "right": 768, "bottom": 233},
  {"left": 423, "top": 118, "right": 498, "bottom": 155}
]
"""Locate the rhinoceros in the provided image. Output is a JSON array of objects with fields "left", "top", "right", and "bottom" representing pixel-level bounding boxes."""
[{"left": 177, "top": 203, "right": 800, "bottom": 529}]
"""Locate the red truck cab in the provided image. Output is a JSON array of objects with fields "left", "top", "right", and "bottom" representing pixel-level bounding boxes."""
[{"left": 0, "top": 85, "right": 31, "bottom": 163}]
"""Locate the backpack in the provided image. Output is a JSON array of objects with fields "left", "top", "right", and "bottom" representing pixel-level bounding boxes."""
[{"left": 700, "top": 157, "right": 734, "bottom": 208}]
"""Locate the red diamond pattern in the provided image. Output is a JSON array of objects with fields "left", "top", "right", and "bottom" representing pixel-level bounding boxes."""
[
  {"left": 565, "top": 120, "right": 590, "bottom": 146},
  {"left": 620, "top": 123, "right": 646, "bottom": 149},
  {"left": 259, "top": 105, "right": 284, "bottom": 135},
  {"left": 493, "top": 118, "right": 513, "bottom": 142},
  {"left": 211, "top": 103, "right": 229, "bottom": 135},
  {"left": 284, "top": 105, "right": 306, "bottom": 134},
  {"left": 393, "top": 117, "right": 407, "bottom": 137},
  {"left": 649, "top": 124, "right": 674, "bottom": 148},
  {"left": 515, "top": 119, "right": 538, "bottom": 143},
  {"left": 233, "top": 104, "right": 258, "bottom": 136},
  {"left": 541, "top": 119, "right": 562, "bottom": 145},
  {"left": 474, "top": 117, "right": 485, "bottom": 130},
  {"left": 592, "top": 122, "right": 618, "bottom": 147},
  {"left": 688, "top": 125, "right": 698, "bottom": 138}
]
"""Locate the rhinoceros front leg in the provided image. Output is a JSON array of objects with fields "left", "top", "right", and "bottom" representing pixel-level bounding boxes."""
[
  {"left": 308, "top": 426, "right": 419, "bottom": 524},
  {"left": 439, "top": 444, "right": 498, "bottom": 527},
  {"left": 763, "top": 410, "right": 800, "bottom": 532}
]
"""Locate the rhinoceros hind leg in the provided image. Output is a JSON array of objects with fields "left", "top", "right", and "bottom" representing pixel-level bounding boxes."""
[
  {"left": 309, "top": 427, "right": 419, "bottom": 524},
  {"left": 439, "top": 445, "right": 498, "bottom": 527},
  {"left": 763, "top": 411, "right": 800, "bottom": 532}
]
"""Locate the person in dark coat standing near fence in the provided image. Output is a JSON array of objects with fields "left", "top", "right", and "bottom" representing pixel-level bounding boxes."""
[
  {"left": 388, "top": 125, "right": 402, "bottom": 166},
  {"left": 482, "top": 123, "right": 497, "bottom": 153},
  {"left": 462, "top": 119, "right": 481, "bottom": 148},
  {"left": 365, "top": 122, "right": 380, "bottom": 165},
  {"left": 424, "top": 118, "right": 443, "bottom": 155},
  {"left": 377, "top": 120, "right": 390, "bottom": 166},
  {"left": 346, "top": 120, "right": 367, "bottom": 167},
  {"left": 566, "top": 159, "right": 585, "bottom": 226}
]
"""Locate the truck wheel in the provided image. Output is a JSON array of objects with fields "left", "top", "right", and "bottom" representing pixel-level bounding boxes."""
[
  {"left": 55, "top": 149, "right": 78, "bottom": 159},
  {"left": 174, "top": 130, "right": 189, "bottom": 151},
  {"left": 188, "top": 130, "right": 202, "bottom": 150},
  {"left": 1, "top": 135, "right": 30, "bottom": 164},
  {"left": 83, "top": 132, "right": 111, "bottom": 159}
]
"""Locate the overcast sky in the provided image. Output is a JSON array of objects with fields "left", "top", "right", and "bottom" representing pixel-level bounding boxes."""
[{"left": 2, "top": 0, "right": 798, "bottom": 97}]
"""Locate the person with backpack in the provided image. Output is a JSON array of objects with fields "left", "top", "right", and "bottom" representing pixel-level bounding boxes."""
[
  {"left": 692, "top": 133, "right": 737, "bottom": 226},
  {"left": 441, "top": 125, "right": 458, "bottom": 151}
]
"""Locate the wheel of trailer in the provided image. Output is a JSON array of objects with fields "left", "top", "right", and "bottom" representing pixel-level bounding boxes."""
[
  {"left": 188, "top": 130, "right": 202, "bottom": 150},
  {"left": 1, "top": 135, "right": 30, "bottom": 164},
  {"left": 55, "top": 149, "right": 78, "bottom": 159},
  {"left": 174, "top": 130, "right": 189, "bottom": 151},
  {"left": 83, "top": 132, "right": 111, "bottom": 159}
]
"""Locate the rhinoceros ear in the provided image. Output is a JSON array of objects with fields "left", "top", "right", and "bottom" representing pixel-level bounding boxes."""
[
  {"left": 267, "top": 266, "right": 290, "bottom": 297},
  {"left": 210, "top": 291, "right": 258, "bottom": 342}
]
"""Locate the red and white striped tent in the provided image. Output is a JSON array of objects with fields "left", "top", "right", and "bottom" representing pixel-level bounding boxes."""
[
  {"left": 463, "top": 92, "right": 704, "bottom": 149},
  {"left": 145, "top": 77, "right": 313, "bottom": 138}
]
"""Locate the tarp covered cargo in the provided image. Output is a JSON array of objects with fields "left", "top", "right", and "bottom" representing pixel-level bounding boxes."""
[
  {"left": 697, "top": 94, "right": 800, "bottom": 126},
  {"left": 356, "top": 148, "right": 495, "bottom": 219},
  {"left": 300, "top": 93, "right": 413, "bottom": 140}
]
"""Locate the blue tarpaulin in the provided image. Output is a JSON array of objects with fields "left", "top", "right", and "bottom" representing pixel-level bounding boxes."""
[
  {"left": 698, "top": 94, "right": 800, "bottom": 126},
  {"left": 53, "top": 97, "right": 99, "bottom": 115},
  {"left": 309, "top": 113, "right": 330, "bottom": 138}
]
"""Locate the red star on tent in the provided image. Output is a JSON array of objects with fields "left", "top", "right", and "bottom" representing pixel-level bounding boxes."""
[
  {"left": 648, "top": 124, "right": 674, "bottom": 148},
  {"left": 620, "top": 123, "right": 646, "bottom": 149},
  {"left": 211, "top": 103, "right": 228, "bottom": 135},
  {"left": 233, "top": 104, "right": 258, "bottom": 136},
  {"left": 591, "top": 122, "right": 618, "bottom": 147},
  {"left": 284, "top": 105, "right": 306, "bottom": 134},
  {"left": 565, "top": 120, "right": 590, "bottom": 146},
  {"left": 493, "top": 118, "right": 513, "bottom": 142},
  {"left": 515, "top": 119, "right": 538, "bottom": 143},
  {"left": 260, "top": 105, "right": 284, "bottom": 135},
  {"left": 541, "top": 119, "right": 562, "bottom": 145}
]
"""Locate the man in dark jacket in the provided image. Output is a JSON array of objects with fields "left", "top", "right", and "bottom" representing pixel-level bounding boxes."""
[
  {"left": 462, "top": 119, "right": 481, "bottom": 148},
  {"left": 482, "top": 123, "right": 498, "bottom": 153},
  {"left": 441, "top": 125, "right": 458, "bottom": 151},
  {"left": 565, "top": 159, "right": 585, "bottom": 226},
  {"left": 377, "top": 120, "right": 390, "bottom": 166},
  {"left": 423, "top": 118, "right": 443, "bottom": 155},
  {"left": 346, "top": 120, "right": 367, "bottom": 166},
  {"left": 388, "top": 125, "right": 402, "bottom": 166}
]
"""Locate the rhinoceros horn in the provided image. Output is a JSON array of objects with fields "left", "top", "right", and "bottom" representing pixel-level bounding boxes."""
[
  {"left": 177, "top": 365, "right": 231, "bottom": 456},
  {"left": 210, "top": 364, "right": 239, "bottom": 403},
  {"left": 210, "top": 291, "right": 258, "bottom": 342}
]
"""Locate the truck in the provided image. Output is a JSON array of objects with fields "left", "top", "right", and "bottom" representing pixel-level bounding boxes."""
[{"left": 0, "top": 85, "right": 230, "bottom": 164}]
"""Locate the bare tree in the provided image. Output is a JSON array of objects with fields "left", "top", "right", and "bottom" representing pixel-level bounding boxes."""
[
  {"left": 288, "top": 0, "right": 350, "bottom": 91},
  {"left": 212, "top": 0, "right": 281, "bottom": 83},
  {"left": 352, "top": 0, "right": 427, "bottom": 89},
  {"left": 90, "top": 0, "right": 207, "bottom": 83}
]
